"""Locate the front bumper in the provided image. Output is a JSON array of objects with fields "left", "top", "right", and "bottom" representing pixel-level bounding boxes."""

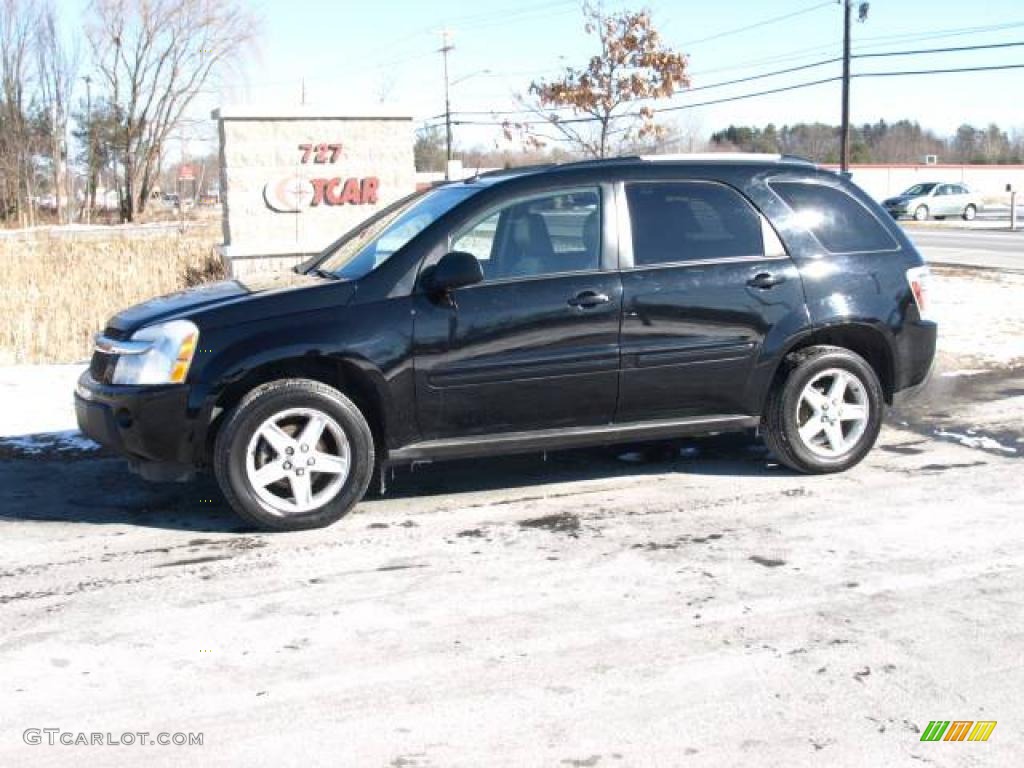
[{"left": 74, "top": 371, "right": 200, "bottom": 466}]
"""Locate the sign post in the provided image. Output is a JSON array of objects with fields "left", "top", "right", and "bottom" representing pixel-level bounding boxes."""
[
  {"left": 1008, "top": 184, "right": 1017, "bottom": 231},
  {"left": 178, "top": 163, "right": 196, "bottom": 232}
]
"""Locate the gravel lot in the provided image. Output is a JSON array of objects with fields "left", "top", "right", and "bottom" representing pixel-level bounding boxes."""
[{"left": 1, "top": 267, "right": 1022, "bottom": 767}]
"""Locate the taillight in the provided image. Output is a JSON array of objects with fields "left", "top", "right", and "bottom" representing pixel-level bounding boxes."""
[{"left": 906, "top": 265, "right": 932, "bottom": 320}]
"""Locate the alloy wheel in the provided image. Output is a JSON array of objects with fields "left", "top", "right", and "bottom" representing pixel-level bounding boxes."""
[
  {"left": 244, "top": 407, "right": 351, "bottom": 515},
  {"left": 794, "top": 368, "right": 870, "bottom": 459}
]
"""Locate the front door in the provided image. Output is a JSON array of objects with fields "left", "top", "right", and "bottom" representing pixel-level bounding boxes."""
[
  {"left": 412, "top": 186, "right": 622, "bottom": 440},
  {"left": 616, "top": 179, "right": 805, "bottom": 421}
]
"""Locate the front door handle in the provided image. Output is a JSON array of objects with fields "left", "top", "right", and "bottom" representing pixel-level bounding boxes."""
[
  {"left": 567, "top": 290, "right": 611, "bottom": 308},
  {"left": 747, "top": 272, "right": 786, "bottom": 290}
]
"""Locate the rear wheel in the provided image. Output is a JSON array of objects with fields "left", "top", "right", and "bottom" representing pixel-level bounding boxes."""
[
  {"left": 762, "top": 346, "right": 884, "bottom": 474},
  {"left": 962, "top": 204, "right": 977, "bottom": 221},
  {"left": 913, "top": 205, "right": 929, "bottom": 221},
  {"left": 214, "top": 379, "right": 374, "bottom": 531}
]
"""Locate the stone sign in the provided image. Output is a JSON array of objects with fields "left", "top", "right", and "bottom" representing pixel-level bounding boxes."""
[{"left": 212, "top": 105, "right": 415, "bottom": 277}]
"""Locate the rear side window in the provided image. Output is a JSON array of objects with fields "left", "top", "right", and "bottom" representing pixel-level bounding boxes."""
[
  {"left": 771, "top": 181, "right": 898, "bottom": 253},
  {"left": 625, "top": 182, "right": 763, "bottom": 266}
]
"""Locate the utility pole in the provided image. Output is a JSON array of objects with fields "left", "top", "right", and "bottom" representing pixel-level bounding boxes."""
[
  {"left": 439, "top": 29, "right": 454, "bottom": 178},
  {"left": 840, "top": 2, "right": 869, "bottom": 173},
  {"left": 83, "top": 74, "right": 93, "bottom": 224},
  {"left": 840, "top": 0, "right": 852, "bottom": 173}
]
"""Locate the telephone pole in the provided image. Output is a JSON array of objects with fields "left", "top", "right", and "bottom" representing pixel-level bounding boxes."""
[
  {"left": 840, "top": 0, "right": 852, "bottom": 173},
  {"left": 439, "top": 29, "right": 454, "bottom": 178}
]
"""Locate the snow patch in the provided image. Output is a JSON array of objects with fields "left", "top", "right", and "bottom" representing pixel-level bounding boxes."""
[
  {"left": 1, "top": 430, "right": 100, "bottom": 454},
  {"left": 933, "top": 428, "right": 1018, "bottom": 454},
  {"left": 0, "top": 364, "right": 98, "bottom": 454}
]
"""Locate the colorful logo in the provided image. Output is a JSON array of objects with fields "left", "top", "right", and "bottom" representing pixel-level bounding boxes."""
[{"left": 920, "top": 720, "right": 997, "bottom": 742}]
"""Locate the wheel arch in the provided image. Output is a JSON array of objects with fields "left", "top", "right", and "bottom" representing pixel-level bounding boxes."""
[
  {"left": 204, "top": 354, "right": 390, "bottom": 464},
  {"left": 764, "top": 322, "right": 896, "bottom": 410}
]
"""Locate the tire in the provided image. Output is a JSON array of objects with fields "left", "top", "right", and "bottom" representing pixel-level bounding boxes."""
[
  {"left": 962, "top": 204, "right": 977, "bottom": 221},
  {"left": 913, "top": 205, "right": 929, "bottom": 221},
  {"left": 214, "top": 378, "right": 375, "bottom": 531},
  {"left": 762, "top": 345, "right": 884, "bottom": 474}
]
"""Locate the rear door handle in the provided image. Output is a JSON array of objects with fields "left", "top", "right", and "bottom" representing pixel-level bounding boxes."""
[
  {"left": 747, "top": 272, "right": 786, "bottom": 289},
  {"left": 567, "top": 290, "right": 611, "bottom": 308}
]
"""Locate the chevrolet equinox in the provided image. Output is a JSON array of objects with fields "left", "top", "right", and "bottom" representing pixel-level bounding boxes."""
[{"left": 76, "top": 155, "right": 937, "bottom": 530}]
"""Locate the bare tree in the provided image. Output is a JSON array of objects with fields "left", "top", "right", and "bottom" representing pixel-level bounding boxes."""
[
  {"left": 36, "top": 1, "right": 78, "bottom": 223},
  {"left": 509, "top": 3, "right": 689, "bottom": 158},
  {"left": 87, "top": 0, "right": 258, "bottom": 221},
  {"left": 0, "top": 0, "right": 38, "bottom": 226}
]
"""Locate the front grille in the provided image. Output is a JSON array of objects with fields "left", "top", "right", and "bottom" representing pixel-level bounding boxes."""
[
  {"left": 90, "top": 350, "right": 119, "bottom": 384},
  {"left": 90, "top": 326, "right": 128, "bottom": 383}
]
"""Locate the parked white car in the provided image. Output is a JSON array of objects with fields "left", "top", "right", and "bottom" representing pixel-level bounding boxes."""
[{"left": 882, "top": 182, "right": 984, "bottom": 221}]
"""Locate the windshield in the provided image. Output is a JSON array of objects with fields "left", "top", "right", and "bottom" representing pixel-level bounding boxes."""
[
  {"left": 902, "top": 183, "right": 936, "bottom": 196},
  {"left": 314, "top": 185, "right": 479, "bottom": 279}
]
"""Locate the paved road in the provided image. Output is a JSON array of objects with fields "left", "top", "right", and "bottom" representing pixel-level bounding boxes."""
[
  {"left": 1, "top": 364, "right": 1022, "bottom": 766},
  {"left": 905, "top": 227, "right": 1024, "bottom": 271}
]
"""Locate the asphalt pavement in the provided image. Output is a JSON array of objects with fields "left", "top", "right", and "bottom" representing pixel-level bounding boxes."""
[{"left": 904, "top": 226, "right": 1024, "bottom": 271}]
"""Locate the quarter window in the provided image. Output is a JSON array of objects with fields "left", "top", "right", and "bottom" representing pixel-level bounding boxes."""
[
  {"left": 625, "top": 182, "right": 764, "bottom": 266},
  {"left": 452, "top": 188, "right": 601, "bottom": 282},
  {"left": 771, "top": 181, "right": 898, "bottom": 254}
]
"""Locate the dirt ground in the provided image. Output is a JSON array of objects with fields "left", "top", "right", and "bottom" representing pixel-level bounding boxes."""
[{"left": 0, "top": 266, "right": 1022, "bottom": 767}]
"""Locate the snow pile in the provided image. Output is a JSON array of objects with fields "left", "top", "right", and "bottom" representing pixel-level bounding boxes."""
[{"left": 0, "top": 364, "right": 99, "bottom": 452}]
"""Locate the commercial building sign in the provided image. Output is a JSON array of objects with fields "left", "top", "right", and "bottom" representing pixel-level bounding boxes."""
[{"left": 263, "top": 143, "right": 379, "bottom": 213}]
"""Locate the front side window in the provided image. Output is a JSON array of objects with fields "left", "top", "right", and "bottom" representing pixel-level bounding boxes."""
[
  {"left": 452, "top": 188, "right": 601, "bottom": 282},
  {"left": 625, "top": 182, "right": 763, "bottom": 266},
  {"left": 771, "top": 181, "right": 898, "bottom": 254},
  {"left": 903, "top": 183, "right": 936, "bottom": 196}
]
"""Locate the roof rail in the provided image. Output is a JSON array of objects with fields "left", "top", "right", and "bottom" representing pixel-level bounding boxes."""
[
  {"left": 637, "top": 152, "right": 816, "bottom": 164},
  {"left": 474, "top": 163, "right": 559, "bottom": 180},
  {"left": 557, "top": 152, "right": 816, "bottom": 166}
]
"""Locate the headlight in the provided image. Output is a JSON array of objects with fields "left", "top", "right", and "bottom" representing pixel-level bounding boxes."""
[{"left": 111, "top": 319, "right": 199, "bottom": 385}]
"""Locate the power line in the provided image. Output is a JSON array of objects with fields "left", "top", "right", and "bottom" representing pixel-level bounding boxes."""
[
  {"left": 442, "top": 38, "right": 1024, "bottom": 119},
  {"left": 438, "top": 62, "right": 1024, "bottom": 127},
  {"left": 856, "top": 39, "right": 1024, "bottom": 58},
  {"left": 681, "top": 1, "right": 834, "bottom": 47},
  {"left": 684, "top": 19, "right": 1024, "bottom": 79}
]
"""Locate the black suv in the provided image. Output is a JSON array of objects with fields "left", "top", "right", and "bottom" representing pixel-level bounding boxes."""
[{"left": 76, "top": 155, "right": 936, "bottom": 530}]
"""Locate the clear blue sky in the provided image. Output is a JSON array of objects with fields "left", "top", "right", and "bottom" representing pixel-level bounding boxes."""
[{"left": 61, "top": 0, "right": 1024, "bottom": 150}]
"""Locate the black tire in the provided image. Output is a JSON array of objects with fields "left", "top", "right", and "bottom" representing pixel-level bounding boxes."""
[
  {"left": 913, "top": 205, "right": 929, "bottom": 221},
  {"left": 962, "top": 204, "right": 977, "bottom": 221},
  {"left": 762, "top": 345, "right": 884, "bottom": 474},
  {"left": 214, "top": 378, "right": 375, "bottom": 531}
]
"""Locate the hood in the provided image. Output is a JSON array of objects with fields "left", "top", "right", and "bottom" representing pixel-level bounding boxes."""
[{"left": 106, "top": 270, "right": 340, "bottom": 334}]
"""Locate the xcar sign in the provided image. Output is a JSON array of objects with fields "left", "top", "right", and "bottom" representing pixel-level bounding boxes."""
[{"left": 263, "top": 142, "right": 379, "bottom": 213}]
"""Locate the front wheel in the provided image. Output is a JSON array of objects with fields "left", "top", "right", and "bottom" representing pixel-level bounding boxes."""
[
  {"left": 962, "top": 204, "right": 977, "bottom": 221},
  {"left": 913, "top": 205, "right": 929, "bottom": 221},
  {"left": 762, "top": 346, "right": 884, "bottom": 474},
  {"left": 214, "top": 379, "right": 375, "bottom": 531}
]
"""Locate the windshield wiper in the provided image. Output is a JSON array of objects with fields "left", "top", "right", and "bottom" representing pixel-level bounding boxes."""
[{"left": 310, "top": 267, "right": 339, "bottom": 280}]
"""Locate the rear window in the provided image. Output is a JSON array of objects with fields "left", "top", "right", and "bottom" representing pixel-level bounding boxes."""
[{"left": 771, "top": 181, "right": 898, "bottom": 254}]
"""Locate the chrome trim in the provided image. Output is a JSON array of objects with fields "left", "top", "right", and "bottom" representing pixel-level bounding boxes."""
[{"left": 94, "top": 334, "right": 153, "bottom": 356}]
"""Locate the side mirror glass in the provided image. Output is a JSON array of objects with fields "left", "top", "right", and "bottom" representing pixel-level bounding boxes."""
[{"left": 428, "top": 251, "right": 483, "bottom": 294}]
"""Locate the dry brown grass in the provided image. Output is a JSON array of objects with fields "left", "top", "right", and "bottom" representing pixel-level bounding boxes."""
[{"left": 0, "top": 226, "right": 226, "bottom": 364}]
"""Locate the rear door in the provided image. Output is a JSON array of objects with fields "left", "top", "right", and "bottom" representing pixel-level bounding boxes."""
[
  {"left": 935, "top": 184, "right": 958, "bottom": 216},
  {"left": 616, "top": 179, "right": 805, "bottom": 421},
  {"left": 412, "top": 185, "right": 622, "bottom": 439}
]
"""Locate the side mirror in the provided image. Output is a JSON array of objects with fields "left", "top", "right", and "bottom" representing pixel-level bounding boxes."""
[{"left": 428, "top": 251, "right": 483, "bottom": 294}]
